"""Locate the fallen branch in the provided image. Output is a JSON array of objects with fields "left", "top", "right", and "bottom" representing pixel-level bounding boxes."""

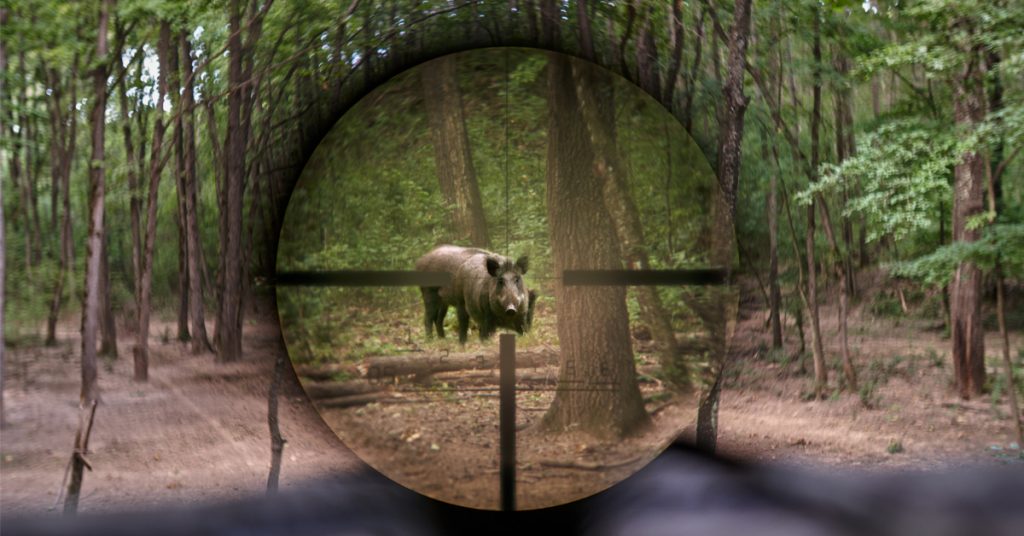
[
  {"left": 362, "top": 349, "right": 558, "bottom": 379},
  {"left": 302, "top": 379, "right": 383, "bottom": 399}
]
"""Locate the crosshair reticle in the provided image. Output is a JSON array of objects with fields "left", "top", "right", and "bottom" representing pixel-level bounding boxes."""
[{"left": 274, "top": 47, "right": 735, "bottom": 511}]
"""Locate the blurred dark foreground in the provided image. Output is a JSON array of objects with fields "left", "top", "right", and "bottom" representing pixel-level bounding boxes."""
[{"left": 6, "top": 440, "right": 1024, "bottom": 536}]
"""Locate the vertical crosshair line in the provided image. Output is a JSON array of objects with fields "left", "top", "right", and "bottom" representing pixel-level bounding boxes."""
[
  {"left": 499, "top": 334, "right": 516, "bottom": 511},
  {"left": 664, "top": 115, "right": 673, "bottom": 257},
  {"left": 504, "top": 47, "right": 510, "bottom": 257}
]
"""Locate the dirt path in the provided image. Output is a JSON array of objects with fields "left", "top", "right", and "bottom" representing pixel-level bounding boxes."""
[
  {"left": 1, "top": 316, "right": 360, "bottom": 517},
  {"left": 713, "top": 275, "right": 1024, "bottom": 469},
  {"left": 3, "top": 278, "right": 1022, "bottom": 518}
]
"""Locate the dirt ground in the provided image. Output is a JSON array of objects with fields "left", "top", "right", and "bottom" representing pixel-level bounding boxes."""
[
  {"left": 2, "top": 277, "right": 1022, "bottom": 519},
  {"left": 1, "top": 314, "right": 360, "bottom": 518},
  {"left": 713, "top": 274, "right": 1024, "bottom": 470}
]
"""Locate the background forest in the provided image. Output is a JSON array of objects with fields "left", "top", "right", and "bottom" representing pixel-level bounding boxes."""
[{"left": 2, "top": 0, "right": 1024, "bottom": 516}]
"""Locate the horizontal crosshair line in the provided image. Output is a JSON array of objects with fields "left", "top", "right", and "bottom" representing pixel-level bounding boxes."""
[
  {"left": 269, "top": 270, "right": 451, "bottom": 287},
  {"left": 563, "top": 269, "right": 727, "bottom": 286},
  {"left": 266, "top": 268, "right": 727, "bottom": 287}
]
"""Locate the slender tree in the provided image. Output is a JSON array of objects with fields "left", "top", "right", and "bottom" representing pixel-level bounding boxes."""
[
  {"left": 66, "top": 0, "right": 112, "bottom": 515},
  {"left": 180, "top": 31, "right": 212, "bottom": 353},
  {"left": 696, "top": 0, "right": 751, "bottom": 453},
  {"left": 134, "top": 22, "right": 172, "bottom": 382}
]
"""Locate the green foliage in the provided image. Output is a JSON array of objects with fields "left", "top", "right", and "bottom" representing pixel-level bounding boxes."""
[
  {"left": 891, "top": 222, "right": 1024, "bottom": 286},
  {"left": 802, "top": 118, "right": 958, "bottom": 243}
]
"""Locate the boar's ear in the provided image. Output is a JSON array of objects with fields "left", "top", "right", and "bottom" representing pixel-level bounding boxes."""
[
  {"left": 485, "top": 256, "right": 501, "bottom": 277},
  {"left": 515, "top": 255, "right": 529, "bottom": 274}
]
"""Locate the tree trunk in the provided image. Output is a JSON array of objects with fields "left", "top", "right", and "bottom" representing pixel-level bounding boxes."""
[
  {"left": 218, "top": 0, "right": 247, "bottom": 363},
  {"left": 135, "top": 22, "right": 171, "bottom": 382},
  {"left": 181, "top": 32, "right": 212, "bottom": 353},
  {"left": 168, "top": 34, "right": 190, "bottom": 344},
  {"left": 768, "top": 164, "right": 783, "bottom": 349},
  {"left": 635, "top": 8, "right": 661, "bottom": 103},
  {"left": 98, "top": 231, "right": 118, "bottom": 358},
  {"left": 950, "top": 41, "right": 986, "bottom": 399},
  {"left": 266, "top": 343, "right": 286, "bottom": 494},
  {"left": 420, "top": 54, "right": 490, "bottom": 248},
  {"left": 695, "top": 0, "right": 751, "bottom": 453},
  {"left": 807, "top": 11, "right": 828, "bottom": 399},
  {"left": 662, "top": 0, "right": 685, "bottom": 108},
  {"left": 572, "top": 60, "right": 689, "bottom": 393},
  {"left": 540, "top": 52, "right": 650, "bottom": 440},
  {"left": 67, "top": 0, "right": 111, "bottom": 514},
  {"left": 576, "top": 0, "right": 596, "bottom": 62},
  {"left": 0, "top": 7, "right": 7, "bottom": 427},
  {"left": 683, "top": 5, "right": 705, "bottom": 134},
  {"left": 45, "top": 60, "right": 79, "bottom": 346}
]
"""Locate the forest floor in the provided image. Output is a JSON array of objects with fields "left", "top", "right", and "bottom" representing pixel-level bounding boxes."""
[
  {"left": 2, "top": 274, "right": 1023, "bottom": 518},
  {"left": 711, "top": 270, "right": 1024, "bottom": 470}
]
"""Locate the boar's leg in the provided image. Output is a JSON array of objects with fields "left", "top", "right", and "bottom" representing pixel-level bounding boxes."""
[
  {"left": 420, "top": 288, "right": 440, "bottom": 338},
  {"left": 478, "top": 315, "right": 493, "bottom": 342},
  {"left": 433, "top": 302, "right": 448, "bottom": 338},
  {"left": 456, "top": 303, "right": 470, "bottom": 344}
]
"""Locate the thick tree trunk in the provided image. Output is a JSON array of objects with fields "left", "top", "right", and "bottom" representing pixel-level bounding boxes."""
[
  {"left": 950, "top": 44, "right": 986, "bottom": 399},
  {"left": 695, "top": 0, "right": 751, "bottom": 454},
  {"left": 180, "top": 32, "right": 212, "bottom": 353},
  {"left": 67, "top": 0, "right": 111, "bottom": 515},
  {"left": 540, "top": 53, "right": 650, "bottom": 440},
  {"left": 420, "top": 55, "right": 489, "bottom": 248},
  {"left": 572, "top": 60, "right": 689, "bottom": 392},
  {"left": 218, "top": 0, "right": 247, "bottom": 363}
]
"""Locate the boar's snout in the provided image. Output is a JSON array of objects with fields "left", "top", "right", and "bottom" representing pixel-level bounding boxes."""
[{"left": 505, "top": 305, "right": 517, "bottom": 317}]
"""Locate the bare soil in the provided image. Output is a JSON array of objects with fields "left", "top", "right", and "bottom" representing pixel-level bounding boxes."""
[
  {"left": 3, "top": 276, "right": 1022, "bottom": 519},
  {"left": 712, "top": 273, "right": 1024, "bottom": 470},
  {"left": 1, "top": 315, "right": 359, "bottom": 517}
]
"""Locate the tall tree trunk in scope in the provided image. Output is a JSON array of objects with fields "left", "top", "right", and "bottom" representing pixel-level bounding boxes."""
[
  {"left": 572, "top": 60, "right": 688, "bottom": 393},
  {"left": 169, "top": 33, "right": 190, "bottom": 344},
  {"left": 135, "top": 22, "right": 171, "bottom": 382},
  {"left": 420, "top": 55, "right": 490, "bottom": 248},
  {"left": 807, "top": 11, "right": 828, "bottom": 399},
  {"left": 949, "top": 36, "right": 986, "bottom": 399},
  {"left": 696, "top": 0, "right": 751, "bottom": 454},
  {"left": 540, "top": 53, "right": 650, "bottom": 440},
  {"left": 181, "top": 32, "right": 211, "bottom": 353},
  {"left": 67, "top": 0, "right": 111, "bottom": 515},
  {"left": 218, "top": 0, "right": 247, "bottom": 363}
]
